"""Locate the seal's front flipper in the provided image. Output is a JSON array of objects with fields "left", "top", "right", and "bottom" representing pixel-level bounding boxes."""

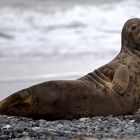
[{"left": 112, "top": 65, "right": 129, "bottom": 95}]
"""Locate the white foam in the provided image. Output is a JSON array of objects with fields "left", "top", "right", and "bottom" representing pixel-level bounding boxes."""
[{"left": 0, "top": 0, "right": 139, "bottom": 57}]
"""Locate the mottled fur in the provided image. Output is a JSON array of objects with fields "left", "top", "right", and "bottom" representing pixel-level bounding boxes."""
[{"left": 0, "top": 18, "right": 140, "bottom": 120}]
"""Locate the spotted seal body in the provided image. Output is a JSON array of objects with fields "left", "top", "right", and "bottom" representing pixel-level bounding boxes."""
[{"left": 0, "top": 18, "right": 140, "bottom": 120}]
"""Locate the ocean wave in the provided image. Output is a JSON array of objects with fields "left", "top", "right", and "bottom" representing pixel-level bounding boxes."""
[
  {"left": 0, "top": 72, "right": 84, "bottom": 83},
  {"left": 0, "top": 0, "right": 139, "bottom": 58}
]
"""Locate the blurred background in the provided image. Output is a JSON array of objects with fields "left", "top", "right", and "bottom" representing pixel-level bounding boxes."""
[{"left": 0, "top": 0, "right": 139, "bottom": 99}]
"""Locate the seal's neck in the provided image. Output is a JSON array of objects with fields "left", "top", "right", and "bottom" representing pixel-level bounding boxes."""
[{"left": 121, "top": 42, "right": 140, "bottom": 57}]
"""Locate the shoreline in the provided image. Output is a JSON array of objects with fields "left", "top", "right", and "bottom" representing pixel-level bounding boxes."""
[{"left": 0, "top": 55, "right": 113, "bottom": 100}]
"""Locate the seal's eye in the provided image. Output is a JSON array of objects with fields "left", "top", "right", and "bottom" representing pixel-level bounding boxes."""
[{"left": 131, "top": 25, "right": 137, "bottom": 31}]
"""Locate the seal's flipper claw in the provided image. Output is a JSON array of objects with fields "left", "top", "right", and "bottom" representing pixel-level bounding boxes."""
[{"left": 112, "top": 65, "right": 129, "bottom": 95}]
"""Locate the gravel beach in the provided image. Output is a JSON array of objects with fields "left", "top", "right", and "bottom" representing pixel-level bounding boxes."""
[{"left": 0, "top": 109, "right": 140, "bottom": 140}]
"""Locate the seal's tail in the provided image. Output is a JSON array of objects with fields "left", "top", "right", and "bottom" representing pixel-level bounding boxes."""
[
  {"left": 0, "top": 89, "right": 32, "bottom": 116},
  {"left": 0, "top": 98, "right": 6, "bottom": 114}
]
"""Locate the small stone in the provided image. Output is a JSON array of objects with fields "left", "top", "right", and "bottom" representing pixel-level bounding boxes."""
[
  {"left": 130, "top": 119, "right": 135, "bottom": 123},
  {"left": 32, "top": 127, "right": 39, "bottom": 131},
  {"left": 41, "top": 128, "right": 58, "bottom": 135},
  {"left": 39, "top": 134, "right": 47, "bottom": 139},
  {"left": 79, "top": 118, "right": 88, "bottom": 122},
  {"left": 56, "top": 124, "right": 64, "bottom": 129},
  {"left": 53, "top": 136, "right": 70, "bottom": 140},
  {"left": 125, "top": 126, "right": 135, "bottom": 134},
  {"left": 134, "top": 115, "right": 140, "bottom": 123},
  {"left": 0, "top": 134, "right": 9, "bottom": 139},
  {"left": 2, "top": 124, "right": 11, "bottom": 129},
  {"left": 16, "top": 133, "right": 23, "bottom": 138},
  {"left": 14, "top": 126, "right": 24, "bottom": 133},
  {"left": 22, "top": 131, "right": 29, "bottom": 136}
]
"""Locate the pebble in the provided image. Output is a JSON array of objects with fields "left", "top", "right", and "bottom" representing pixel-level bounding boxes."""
[
  {"left": 22, "top": 131, "right": 29, "bottom": 136},
  {"left": 0, "top": 110, "right": 140, "bottom": 139},
  {"left": 0, "top": 134, "right": 9, "bottom": 139},
  {"left": 14, "top": 126, "right": 24, "bottom": 133}
]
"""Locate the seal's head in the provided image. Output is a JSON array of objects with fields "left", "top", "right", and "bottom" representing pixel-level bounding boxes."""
[{"left": 122, "top": 18, "right": 140, "bottom": 51}]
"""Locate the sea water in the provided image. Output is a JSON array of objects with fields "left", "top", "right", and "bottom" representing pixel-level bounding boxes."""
[{"left": 0, "top": 0, "right": 140, "bottom": 99}]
